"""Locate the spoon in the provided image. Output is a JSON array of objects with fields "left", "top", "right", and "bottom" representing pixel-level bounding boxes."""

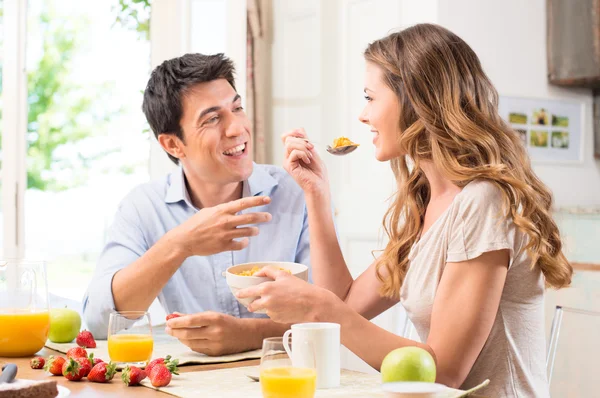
[
  {"left": 293, "top": 136, "right": 359, "bottom": 156},
  {"left": 454, "top": 379, "right": 490, "bottom": 397},
  {"left": 0, "top": 364, "right": 18, "bottom": 384},
  {"left": 326, "top": 144, "right": 359, "bottom": 156}
]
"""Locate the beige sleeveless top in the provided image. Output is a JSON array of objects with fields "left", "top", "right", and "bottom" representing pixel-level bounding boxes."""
[{"left": 400, "top": 180, "right": 550, "bottom": 397}]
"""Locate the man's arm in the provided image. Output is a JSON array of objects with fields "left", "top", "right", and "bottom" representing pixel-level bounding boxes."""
[
  {"left": 83, "top": 198, "right": 153, "bottom": 338},
  {"left": 83, "top": 195, "right": 272, "bottom": 338},
  {"left": 112, "top": 195, "right": 272, "bottom": 312},
  {"left": 111, "top": 230, "right": 188, "bottom": 313}
]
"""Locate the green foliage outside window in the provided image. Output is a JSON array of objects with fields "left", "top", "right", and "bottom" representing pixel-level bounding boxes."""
[{"left": 0, "top": 0, "right": 151, "bottom": 191}]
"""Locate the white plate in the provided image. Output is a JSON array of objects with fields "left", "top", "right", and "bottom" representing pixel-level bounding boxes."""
[
  {"left": 382, "top": 382, "right": 448, "bottom": 397},
  {"left": 57, "top": 385, "right": 71, "bottom": 397}
]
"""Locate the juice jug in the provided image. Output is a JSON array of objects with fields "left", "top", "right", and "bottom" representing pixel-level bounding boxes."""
[{"left": 0, "top": 260, "right": 50, "bottom": 357}]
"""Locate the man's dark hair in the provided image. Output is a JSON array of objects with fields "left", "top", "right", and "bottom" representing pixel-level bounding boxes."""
[{"left": 142, "top": 53, "right": 236, "bottom": 164}]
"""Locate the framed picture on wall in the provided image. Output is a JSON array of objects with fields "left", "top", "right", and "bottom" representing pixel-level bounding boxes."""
[{"left": 498, "top": 96, "right": 584, "bottom": 164}]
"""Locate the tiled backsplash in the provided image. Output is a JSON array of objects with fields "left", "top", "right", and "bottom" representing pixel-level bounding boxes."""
[{"left": 554, "top": 209, "right": 600, "bottom": 264}]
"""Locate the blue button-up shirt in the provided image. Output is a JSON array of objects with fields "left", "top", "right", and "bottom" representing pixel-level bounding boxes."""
[{"left": 83, "top": 163, "right": 311, "bottom": 338}]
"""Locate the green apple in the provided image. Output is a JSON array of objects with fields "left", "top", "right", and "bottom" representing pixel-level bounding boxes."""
[
  {"left": 381, "top": 347, "right": 436, "bottom": 383},
  {"left": 48, "top": 308, "right": 81, "bottom": 343}
]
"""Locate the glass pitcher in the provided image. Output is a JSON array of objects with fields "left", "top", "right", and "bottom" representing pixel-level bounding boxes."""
[{"left": 0, "top": 260, "right": 50, "bottom": 357}]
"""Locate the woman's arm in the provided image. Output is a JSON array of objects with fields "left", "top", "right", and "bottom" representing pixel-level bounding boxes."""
[
  {"left": 331, "top": 249, "right": 509, "bottom": 387},
  {"left": 303, "top": 192, "right": 353, "bottom": 299},
  {"left": 243, "top": 249, "right": 508, "bottom": 388},
  {"left": 283, "top": 130, "right": 398, "bottom": 319},
  {"left": 426, "top": 249, "right": 509, "bottom": 387}
]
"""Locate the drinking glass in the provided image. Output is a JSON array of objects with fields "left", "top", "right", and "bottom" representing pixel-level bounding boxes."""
[
  {"left": 260, "top": 336, "right": 316, "bottom": 398},
  {"left": 107, "top": 311, "right": 153, "bottom": 366}
]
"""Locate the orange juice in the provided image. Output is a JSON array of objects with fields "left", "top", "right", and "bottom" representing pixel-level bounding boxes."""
[
  {"left": 108, "top": 334, "right": 153, "bottom": 363},
  {"left": 260, "top": 367, "right": 317, "bottom": 398},
  {"left": 0, "top": 309, "right": 50, "bottom": 357}
]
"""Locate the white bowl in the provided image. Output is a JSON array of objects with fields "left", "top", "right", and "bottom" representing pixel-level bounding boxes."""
[
  {"left": 225, "top": 261, "right": 309, "bottom": 314},
  {"left": 382, "top": 382, "right": 449, "bottom": 398}
]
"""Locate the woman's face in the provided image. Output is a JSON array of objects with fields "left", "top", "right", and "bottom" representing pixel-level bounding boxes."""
[{"left": 358, "top": 62, "right": 403, "bottom": 162}]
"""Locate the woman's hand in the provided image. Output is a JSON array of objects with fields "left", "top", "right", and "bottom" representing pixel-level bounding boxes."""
[
  {"left": 282, "top": 128, "right": 330, "bottom": 198},
  {"left": 236, "top": 266, "right": 338, "bottom": 324}
]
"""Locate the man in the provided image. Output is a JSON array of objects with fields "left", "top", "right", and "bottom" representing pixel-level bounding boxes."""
[{"left": 83, "top": 53, "right": 311, "bottom": 356}]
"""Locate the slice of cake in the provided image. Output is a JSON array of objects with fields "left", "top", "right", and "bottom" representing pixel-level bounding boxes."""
[{"left": 0, "top": 379, "right": 58, "bottom": 398}]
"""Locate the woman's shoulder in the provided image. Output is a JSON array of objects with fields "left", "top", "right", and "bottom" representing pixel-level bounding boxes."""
[
  {"left": 453, "top": 179, "right": 508, "bottom": 221},
  {"left": 461, "top": 179, "right": 504, "bottom": 201}
]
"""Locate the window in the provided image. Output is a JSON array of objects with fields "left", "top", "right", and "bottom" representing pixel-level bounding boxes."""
[
  {"left": 0, "top": 0, "right": 4, "bottom": 257},
  {"left": 21, "top": 0, "right": 150, "bottom": 302},
  {"left": 4, "top": 0, "right": 241, "bottom": 312}
]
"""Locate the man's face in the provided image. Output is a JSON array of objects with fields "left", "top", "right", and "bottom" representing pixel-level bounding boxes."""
[{"left": 169, "top": 78, "right": 253, "bottom": 184}]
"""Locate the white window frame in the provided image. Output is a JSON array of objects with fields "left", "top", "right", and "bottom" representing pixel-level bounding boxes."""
[{"left": 2, "top": 0, "right": 28, "bottom": 260}]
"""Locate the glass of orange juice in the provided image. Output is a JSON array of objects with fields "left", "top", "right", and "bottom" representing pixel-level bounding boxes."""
[
  {"left": 0, "top": 260, "right": 51, "bottom": 357},
  {"left": 260, "top": 337, "right": 316, "bottom": 398},
  {"left": 108, "top": 311, "right": 153, "bottom": 366}
]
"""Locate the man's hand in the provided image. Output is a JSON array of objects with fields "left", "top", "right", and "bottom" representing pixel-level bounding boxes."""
[
  {"left": 165, "top": 312, "right": 262, "bottom": 356},
  {"left": 169, "top": 196, "right": 272, "bottom": 258}
]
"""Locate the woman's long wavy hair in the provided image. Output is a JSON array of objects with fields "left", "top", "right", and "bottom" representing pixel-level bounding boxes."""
[{"left": 365, "top": 24, "right": 572, "bottom": 298}]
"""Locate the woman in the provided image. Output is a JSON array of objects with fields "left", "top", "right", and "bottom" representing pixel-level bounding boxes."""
[{"left": 237, "top": 23, "right": 571, "bottom": 396}]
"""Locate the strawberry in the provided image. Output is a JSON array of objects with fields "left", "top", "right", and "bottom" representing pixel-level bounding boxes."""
[
  {"left": 149, "top": 364, "right": 172, "bottom": 387},
  {"left": 121, "top": 365, "right": 147, "bottom": 386},
  {"left": 44, "top": 355, "right": 66, "bottom": 376},
  {"left": 30, "top": 356, "right": 45, "bottom": 369},
  {"left": 76, "top": 330, "right": 97, "bottom": 348},
  {"left": 66, "top": 346, "right": 88, "bottom": 359},
  {"left": 62, "top": 357, "right": 87, "bottom": 381},
  {"left": 166, "top": 313, "right": 181, "bottom": 321},
  {"left": 146, "top": 355, "right": 179, "bottom": 376},
  {"left": 88, "top": 352, "right": 104, "bottom": 367},
  {"left": 75, "top": 357, "right": 92, "bottom": 377},
  {"left": 88, "top": 361, "right": 117, "bottom": 383}
]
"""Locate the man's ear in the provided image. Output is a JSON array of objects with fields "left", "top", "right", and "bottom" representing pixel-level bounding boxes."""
[{"left": 158, "top": 133, "right": 185, "bottom": 160}]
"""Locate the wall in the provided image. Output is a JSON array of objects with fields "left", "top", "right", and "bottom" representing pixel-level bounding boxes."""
[
  {"left": 150, "top": 1, "right": 600, "bottom": 207},
  {"left": 149, "top": 0, "right": 247, "bottom": 180},
  {"left": 268, "top": 0, "right": 600, "bottom": 388},
  {"left": 438, "top": 0, "right": 600, "bottom": 208}
]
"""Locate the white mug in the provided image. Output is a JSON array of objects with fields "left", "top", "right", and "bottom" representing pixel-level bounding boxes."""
[{"left": 282, "top": 322, "right": 340, "bottom": 389}]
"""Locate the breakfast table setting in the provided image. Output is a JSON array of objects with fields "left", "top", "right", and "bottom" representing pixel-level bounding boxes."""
[
  {"left": 1, "top": 337, "right": 489, "bottom": 398},
  {"left": 1, "top": 260, "right": 490, "bottom": 397}
]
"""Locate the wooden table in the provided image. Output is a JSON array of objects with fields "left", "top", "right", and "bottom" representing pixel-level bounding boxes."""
[{"left": 1, "top": 347, "right": 260, "bottom": 397}]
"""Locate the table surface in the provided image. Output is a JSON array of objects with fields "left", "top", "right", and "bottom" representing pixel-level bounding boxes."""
[{"left": 1, "top": 347, "right": 260, "bottom": 397}]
